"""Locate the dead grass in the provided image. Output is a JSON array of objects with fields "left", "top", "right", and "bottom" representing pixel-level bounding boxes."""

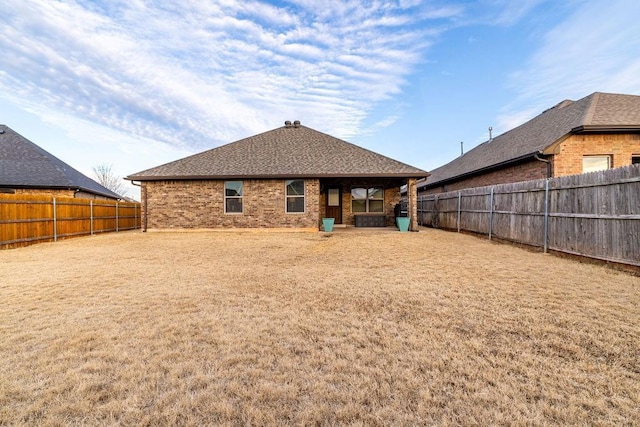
[{"left": 0, "top": 228, "right": 638, "bottom": 426}]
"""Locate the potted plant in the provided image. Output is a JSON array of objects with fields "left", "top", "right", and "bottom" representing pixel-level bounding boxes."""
[{"left": 322, "top": 217, "right": 335, "bottom": 232}]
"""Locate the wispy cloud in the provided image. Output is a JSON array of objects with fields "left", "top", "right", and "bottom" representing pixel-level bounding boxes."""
[
  {"left": 496, "top": 0, "right": 640, "bottom": 133},
  {"left": 0, "top": 0, "right": 461, "bottom": 149}
]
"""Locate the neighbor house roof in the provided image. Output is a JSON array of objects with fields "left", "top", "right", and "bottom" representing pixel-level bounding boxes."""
[
  {"left": 126, "top": 121, "right": 428, "bottom": 180},
  {"left": 0, "top": 125, "right": 122, "bottom": 199},
  {"left": 420, "top": 92, "right": 640, "bottom": 190}
]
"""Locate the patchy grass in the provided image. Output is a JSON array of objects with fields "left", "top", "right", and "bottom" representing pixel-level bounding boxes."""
[{"left": 0, "top": 228, "right": 638, "bottom": 426}]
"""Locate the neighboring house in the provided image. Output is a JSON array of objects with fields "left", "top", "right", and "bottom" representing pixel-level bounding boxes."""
[
  {"left": 125, "top": 120, "right": 428, "bottom": 231},
  {"left": 419, "top": 92, "right": 640, "bottom": 194},
  {"left": 0, "top": 125, "right": 122, "bottom": 200}
]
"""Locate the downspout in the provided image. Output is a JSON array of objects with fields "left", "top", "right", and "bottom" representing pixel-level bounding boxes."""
[
  {"left": 130, "top": 181, "right": 146, "bottom": 232},
  {"left": 534, "top": 153, "right": 552, "bottom": 178}
]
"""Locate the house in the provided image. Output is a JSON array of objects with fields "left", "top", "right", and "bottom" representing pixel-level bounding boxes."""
[
  {"left": 0, "top": 124, "right": 122, "bottom": 200},
  {"left": 125, "top": 121, "right": 428, "bottom": 231},
  {"left": 418, "top": 92, "right": 640, "bottom": 194}
]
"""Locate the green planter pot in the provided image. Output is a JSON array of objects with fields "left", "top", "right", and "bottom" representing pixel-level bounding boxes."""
[
  {"left": 322, "top": 218, "right": 335, "bottom": 232},
  {"left": 396, "top": 217, "right": 410, "bottom": 232}
]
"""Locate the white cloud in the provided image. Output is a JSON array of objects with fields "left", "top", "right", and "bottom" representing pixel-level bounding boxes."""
[
  {"left": 0, "top": 0, "right": 461, "bottom": 150},
  {"left": 497, "top": 0, "right": 640, "bottom": 133}
]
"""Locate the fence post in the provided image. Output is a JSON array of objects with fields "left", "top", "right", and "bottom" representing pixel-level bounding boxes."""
[
  {"left": 116, "top": 202, "right": 119, "bottom": 232},
  {"left": 457, "top": 192, "right": 461, "bottom": 232},
  {"left": 489, "top": 187, "right": 494, "bottom": 240},
  {"left": 53, "top": 197, "right": 57, "bottom": 242},
  {"left": 433, "top": 195, "right": 438, "bottom": 228},
  {"left": 90, "top": 200, "right": 94, "bottom": 235},
  {"left": 135, "top": 204, "right": 138, "bottom": 230},
  {"left": 543, "top": 179, "right": 549, "bottom": 253}
]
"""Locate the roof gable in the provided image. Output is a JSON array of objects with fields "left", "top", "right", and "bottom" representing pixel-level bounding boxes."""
[
  {"left": 421, "top": 92, "right": 640, "bottom": 188},
  {"left": 127, "top": 122, "right": 428, "bottom": 180},
  {"left": 0, "top": 125, "right": 122, "bottom": 199}
]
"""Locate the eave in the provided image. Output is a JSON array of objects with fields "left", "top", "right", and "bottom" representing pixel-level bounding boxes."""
[
  {"left": 125, "top": 172, "right": 430, "bottom": 181},
  {"left": 571, "top": 124, "right": 640, "bottom": 133},
  {"left": 417, "top": 152, "right": 540, "bottom": 191}
]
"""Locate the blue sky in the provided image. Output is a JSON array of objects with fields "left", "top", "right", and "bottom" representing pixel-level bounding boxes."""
[{"left": 1, "top": 0, "right": 639, "bottom": 198}]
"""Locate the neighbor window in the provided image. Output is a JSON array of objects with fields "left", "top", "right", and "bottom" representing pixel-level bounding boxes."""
[
  {"left": 351, "top": 187, "right": 384, "bottom": 213},
  {"left": 224, "top": 181, "right": 243, "bottom": 213},
  {"left": 582, "top": 155, "right": 611, "bottom": 173},
  {"left": 286, "top": 179, "right": 305, "bottom": 213},
  {"left": 632, "top": 155, "right": 640, "bottom": 165}
]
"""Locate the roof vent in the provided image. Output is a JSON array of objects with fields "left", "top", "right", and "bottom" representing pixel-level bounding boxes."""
[
  {"left": 0, "top": 130, "right": 4, "bottom": 134},
  {"left": 293, "top": 120, "right": 301, "bottom": 128},
  {"left": 284, "top": 121, "right": 292, "bottom": 127}
]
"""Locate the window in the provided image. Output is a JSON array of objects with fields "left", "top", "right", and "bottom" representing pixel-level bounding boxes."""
[
  {"left": 286, "top": 179, "right": 305, "bottom": 213},
  {"left": 582, "top": 155, "right": 611, "bottom": 173},
  {"left": 224, "top": 181, "right": 243, "bottom": 213},
  {"left": 351, "top": 187, "right": 384, "bottom": 213},
  {"left": 632, "top": 155, "right": 640, "bottom": 165}
]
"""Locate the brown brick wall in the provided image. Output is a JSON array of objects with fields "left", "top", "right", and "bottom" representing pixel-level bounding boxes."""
[
  {"left": 11, "top": 188, "right": 115, "bottom": 200},
  {"left": 420, "top": 160, "right": 548, "bottom": 195},
  {"left": 553, "top": 133, "right": 640, "bottom": 176},
  {"left": 142, "top": 179, "right": 320, "bottom": 229},
  {"left": 14, "top": 188, "right": 76, "bottom": 197}
]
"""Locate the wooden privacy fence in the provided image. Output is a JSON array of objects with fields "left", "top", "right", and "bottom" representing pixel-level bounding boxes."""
[
  {"left": 416, "top": 164, "right": 640, "bottom": 267},
  {"left": 0, "top": 194, "right": 141, "bottom": 249}
]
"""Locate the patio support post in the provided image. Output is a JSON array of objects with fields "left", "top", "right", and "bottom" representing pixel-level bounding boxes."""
[{"left": 407, "top": 178, "right": 418, "bottom": 231}]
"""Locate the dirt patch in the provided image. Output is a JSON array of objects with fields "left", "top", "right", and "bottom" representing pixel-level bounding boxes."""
[{"left": 1, "top": 228, "right": 638, "bottom": 425}]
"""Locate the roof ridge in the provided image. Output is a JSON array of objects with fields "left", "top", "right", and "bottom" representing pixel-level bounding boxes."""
[{"left": 581, "top": 92, "right": 600, "bottom": 125}]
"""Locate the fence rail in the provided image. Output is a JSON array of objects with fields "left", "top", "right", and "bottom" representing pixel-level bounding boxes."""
[
  {"left": 414, "top": 164, "right": 640, "bottom": 267},
  {"left": 0, "top": 194, "right": 141, "bottom": 249}
]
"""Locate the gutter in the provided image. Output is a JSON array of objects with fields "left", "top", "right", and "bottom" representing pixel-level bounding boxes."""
[
  {"left": 571, "top": 125, "right": 640, "bottom": 133},
  {"left": 417, "top": 152, "right": 540, "bottom": 191}
]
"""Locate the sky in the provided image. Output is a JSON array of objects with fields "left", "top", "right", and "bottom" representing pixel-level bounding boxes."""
[{"left": 1, "top": 0, "right": 639, "bottom": 199}]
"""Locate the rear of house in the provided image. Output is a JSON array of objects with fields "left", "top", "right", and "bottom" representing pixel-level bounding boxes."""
[{"left": 127, "top": 121, "right": 428, "bottom": 231}]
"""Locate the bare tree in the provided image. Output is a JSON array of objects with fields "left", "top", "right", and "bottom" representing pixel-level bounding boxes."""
[{"left": 92, "top": 163, "right": 128, "bottom": 197}]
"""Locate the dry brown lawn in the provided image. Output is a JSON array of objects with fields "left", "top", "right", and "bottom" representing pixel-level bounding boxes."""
[{"left": 0, "top": 228, "right": 638, "bottom": 426}]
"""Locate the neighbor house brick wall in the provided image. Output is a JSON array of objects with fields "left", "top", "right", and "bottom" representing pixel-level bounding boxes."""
[
  {"left": 13, "top": 188, "right": 76, "bottom": 197},
  {"left": 9, "top": 188, "right": 116, "bottom": 200},
  {"left": 143, "top": 179, "right": 320, "bottom": 229},
  {"left": 419, "top": 160, "right": 548, "bottom": 195},
  {"left": 552, "top": 133, "right": 640, "bottom": 176}
]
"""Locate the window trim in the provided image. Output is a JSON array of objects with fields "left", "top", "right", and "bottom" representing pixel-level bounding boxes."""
[
  {"left": 582, "top": 155, "right": 612, "bottom": 173},
  {"left": 285, "top": 179, "right": 305, "bottom": 214},
  {"left": 224, "top": 181, "right": 243, "bottom": 214},
  {"left": 351, "top": 186, "right": 384, "bottom": 213}
]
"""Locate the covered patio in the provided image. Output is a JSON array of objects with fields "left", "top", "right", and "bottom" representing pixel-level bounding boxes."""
[{"left": 318, "top": 177, "right": 420, "bottom": 230}]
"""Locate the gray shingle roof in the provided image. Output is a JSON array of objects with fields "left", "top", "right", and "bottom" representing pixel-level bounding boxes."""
[
  {"left": 126, "top": 122, "right": 428, "bottom": 180},
  {"left": 0, "top": 125, "right": 123, "bottom": 199},
  {"left": 420, "top": 92, "right": 640, "bottom": 189}
]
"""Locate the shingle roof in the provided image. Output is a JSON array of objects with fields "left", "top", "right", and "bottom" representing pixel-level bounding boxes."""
[
  {"left": 126, "top": 122, "right": 428, "bottom": 180},
  {"left": 420, "top": 92, "right": 640, "bottom": 189},
  {"left": 0, "top": 125, "right": 122, "bottom": 199}
]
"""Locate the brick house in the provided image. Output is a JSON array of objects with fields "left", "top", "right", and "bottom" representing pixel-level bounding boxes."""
[
  {"left": 419, "top": 92, "right": 640, "bottom": 194},
  {"left": 0, "top": 125, "right": 122, "bottom": 200},
  {"left": 126, "top": 121, "right": 428, "bottom": 231}
]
